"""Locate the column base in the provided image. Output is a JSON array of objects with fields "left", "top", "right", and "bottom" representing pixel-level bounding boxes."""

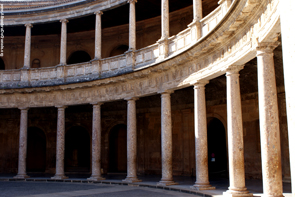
[
  {"left": 13, "top": 174, "right": 30, "bottom": 179},
  {"left": 122, "top": 177, "right": 142, "bottom": 183},
  {"left": 191, "top": 183, "right": 215, "bottom": 190},
  {"left": 223, "top": 188, "right": 253, "bottom": 197},
  {"left": 51, "top": 175, "right": 68, "bottom": 180},
  {"left": 87, "top": 176, "right": 105, "bottom": 181},
  {"left": 157, "top": 180, "right": 178, "bottom": 186}
]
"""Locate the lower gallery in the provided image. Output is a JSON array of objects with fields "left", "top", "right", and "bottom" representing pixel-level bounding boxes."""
[{"left": 0, "top": 0, "right": 295, "bottom": 196}]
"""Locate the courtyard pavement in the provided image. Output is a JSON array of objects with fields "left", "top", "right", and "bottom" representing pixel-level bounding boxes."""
[{"left": 0, "top": 174, "right": 292, "bottom": 197}]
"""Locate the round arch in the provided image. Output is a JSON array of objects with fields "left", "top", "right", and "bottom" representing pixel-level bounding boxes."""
[
  {"left": 65, "top": 126, "right": 90, "bottom": 172},
  {"left": 207, "top": 117, "right": 228, "bottom": 178},
  {"left": 109, "top": 45, "right": 129, "bottom": 57},
  {"left": 26, "top": 127, "right": 46, "bottom": 172},
  {"left": 67, "top": 50, "right": 91, "bottom": 65}
]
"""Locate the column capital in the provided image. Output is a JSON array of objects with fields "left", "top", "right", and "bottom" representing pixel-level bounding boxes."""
[
  {"left": 60, "top": 19, "right": 69, "bottom": 23},
  {"left": 94, "top": 10, "right": 103, "bottom": 15},
  {"left": 24, "top": 23, "right": 33, "bottom": 28},
  {"left": 91, "top": 102, "right": 103, "bottom": 106},
  {"left": 19, "top": 107, "right": 29, "bottom": 111},
  {"left": 55, "top": 105, "right": 67, "bottom": 109},
  {"left": 225, "top": 65, "right": 244, "bottom": 75},
  {"left": 127, "top": 0, "right": 137, "bottom": 3},
  {"left": 193, "top": 80, "right": 209, "bottom": 88},
  {"left": 125, "top": 97, "right": 139, "bottom": 101},
  {"left": 158, "top": 90, "right": 174, "bottom": 95},
  {"left": 256, "top": 41, "right": 280, "bottom": 55}
]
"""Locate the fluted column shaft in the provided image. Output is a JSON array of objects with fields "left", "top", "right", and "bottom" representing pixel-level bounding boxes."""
[
  {"left": 280, "top": 0, "right": 295, "bottom": 193},
  {"left": 52, "top": 106, "right": 68, "bottom": 180},
  {"left": 128, "top": 0, "right": 137, "bottom": 51},
  {"left": 60, "top": 19, "right": 68, "bottom": 65},
  {"left": 225, "top": 66, "right": 251, "bottom": 196},
  {"left": 161, "top": 0, "right": 169, "bottom": 39},
  {"left": 24, "top": 24, "right": 32, "bottom": 68},
  {"left": 158, "top": 91, "right": 177, "bottom": 186},
  {"left": 88, "top": 103, "right": 105, "bottom": 181},
  {"left": 192, "top": 82, "right": 214, "bottom": 190},
  {"left": 94, "top": 11, "right": 103, "bottom": 59},
  {"left": 123, "top": 98, "right": 141, "bottom": 183},
  {"left": 14, "top": 108, "right": 30, "bottom": 179},
  {"left": 256, "top": 44, "right": 283, "bottom": 197}
]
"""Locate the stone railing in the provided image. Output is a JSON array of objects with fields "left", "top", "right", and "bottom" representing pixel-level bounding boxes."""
[
  {"left": 0, "top": 1, "right": 231, "bottom": 89},
  {"left": 201, "top": 5, "right": 223, "bottom": 36}
]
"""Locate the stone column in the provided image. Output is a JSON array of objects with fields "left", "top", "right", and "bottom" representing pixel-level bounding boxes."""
[
  {"left": 280, "top": 1, "right": 295, "bottom": 193},
  {"left": 128, "top": 0, "right": 137, "bottom": 51},
  {"left": 88, "top": 103, "right": 105, "bottom": 181},
  {"left": 60, "top": 19, "right": 68, "bottom": 66},
  {"left": 191, "top": 82, "right": 214, "bottom": 190},
  {"left": 123, "top": 98, "right": 141, "bottom": 183},
  {"left": 256, "top": 43, "right": 283, "bottom": 197},
  {"left": 192, "top": 0, "right": 202, "bottom": 39},
  {"left": 14, "top": 108, "right": 30, "bottom": 179},
  {"left": 51, "top": 106, "right": 68, "bottom": 180},
  {"left": 94, "top": 11, "right": 103, "bottom": 59},
  {"left": 224, "top": 66, "right": 252, "bottom": 196},
  {"left": 161, "top": 0, "right": 169, "bottom": 40},
  {"left": 157, "top": 0, "right": 169, "bottom": 58},
  {"left": 23, "top": 24, "right": 33, "bottom": 68},
  {"left": 157, "top": 91, "right": 177, "bottom": 186}
]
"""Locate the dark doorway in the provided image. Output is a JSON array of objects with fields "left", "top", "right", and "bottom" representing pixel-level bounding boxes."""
[
  {"left": 207, "top": 118, "right": 227, "bottom": 177},
  {"left": 67, "top": 51, "right": 91, "bottom": 64},
  {"left": 0, "top": 58, "right": 4, "bottom": 70},
  {"left": 109, "top": 124, "right": 127, "bottom": 172},
  {"left": 109, "top": 45, "right": 129, "bottom": 57},
  {"left": 65, "top": 126, "right": 90, "bottom": 172},
  {"left": 27, "top": 127, "right": 46, "bottom": 172}
]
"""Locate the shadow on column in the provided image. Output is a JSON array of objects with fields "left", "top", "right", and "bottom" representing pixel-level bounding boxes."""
[
  {"left": 65, "top": 126, "right": 90, "bottom": 173},
  {"left": 108, "top": 124, "right": 127, "bottom": 173},
  {"left": 207, "top": 118, "right": 227, "bottom": 178},
  {"left": 26, "top": 127, "right": 46, "bottom": 173}
]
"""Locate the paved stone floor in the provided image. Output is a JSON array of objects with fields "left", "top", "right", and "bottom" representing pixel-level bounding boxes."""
[
  {"left": 0, "top": 174, "right": 292, "bottom": 197},
  {"left": 0, "top": 181, "right": 198, "bottom": 197}
]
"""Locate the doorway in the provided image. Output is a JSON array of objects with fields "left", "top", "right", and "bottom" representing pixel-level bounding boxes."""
[
  {"left": 27, "top": 127, "right": 46, "bottom": 172},
  {"left": 207, "top": 118, "right": 227, "bottom": 177},
  {"left": 65, "top": 126, "right": 90, "bottom": 172},
  {"left": 108, "top": 124, "right": 127, "bottom": 173}
]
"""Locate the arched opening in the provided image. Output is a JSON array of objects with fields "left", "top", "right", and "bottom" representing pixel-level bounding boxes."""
[
  {"left": 108, "top": 124, "right": 127, "bottom": 173},
  {"left": 109, "top": 45, "right": 129, "bottom": 57},
  {"left": 65, "top": 126, "right": 90, "bottom": 172},
  {"left": 26, "top": 127, "right": 46, "bottom": 172},
  {"left": 0, "top": 58, "right": 5, "bottom": 70},
  {"left": 67, "top": 51, "right": 91, "bottom": 65},
  {"left": 207, "top": 117, "right": 227, "bottom": 177},
  {"left": 31, "top": 59, "right": 41, "bottom": 68}
]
